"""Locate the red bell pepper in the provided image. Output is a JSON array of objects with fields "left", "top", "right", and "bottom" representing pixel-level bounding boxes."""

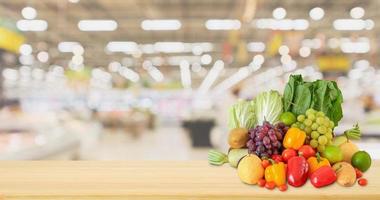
[
  {"left": 310, "top": 166, "right": 337, "bottom": 188},
  {"left": 287, "top": 155, "right": 309, "bottom": 187}
]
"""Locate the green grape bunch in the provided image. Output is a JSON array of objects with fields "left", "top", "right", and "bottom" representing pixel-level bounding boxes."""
[{"left": 291, "top": 108, "right": 335, "bottom": 152}]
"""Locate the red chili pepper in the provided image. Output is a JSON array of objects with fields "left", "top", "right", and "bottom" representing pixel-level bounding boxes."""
[
  {"left": 310, "top": 166, "right": 337, "bottom": 188},
  {"left": 287, "top": 155, "right": 309, "bottom": 187}
]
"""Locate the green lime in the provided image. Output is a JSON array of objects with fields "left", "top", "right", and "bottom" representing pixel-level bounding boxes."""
[
  {"left": 280, "top": 112, "right": 296, "bottom": 126},
  {"left": 351, "top": 151, "right": 372, "bottom": 172},
  {"left": 322, "top": 145, "right": 343, "bottom": 164}
]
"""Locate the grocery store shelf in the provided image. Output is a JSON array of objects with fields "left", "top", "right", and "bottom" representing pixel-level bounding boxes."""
[{"left": 0, "top": 161, "right": 378, "bottom": 200}]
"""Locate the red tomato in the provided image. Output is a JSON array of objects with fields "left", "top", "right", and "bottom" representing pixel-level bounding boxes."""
[
  {"left": 355, "top": 168, "right": 363, "bottom": 179},
  {"left": 261, "top": 159, "right": 271, "bottom": 169},
  {"left": 282, "top": 148, "right": 297, "bottom": 162},
  {"left": 278, "top": 184, "right": 288, "bottom": 192},
  {"left": 265, "top": 181, "right": 276, "bottom": 190},
  {"left": 271, "top": 154, "right": 283, "bottom": 163},
  {"left": 298, "top": 145, "right": 316, "bottom": 159},
  {"left": 358, "top": 178, "right": 367, "bottom": 186},
  {"left": 258, "top": 178, "right": 266, "bottom": 187}
]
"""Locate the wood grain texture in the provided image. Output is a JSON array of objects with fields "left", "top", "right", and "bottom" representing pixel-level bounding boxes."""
[{"left": 0, "top": 161, "right": 378, "bottom": 200}]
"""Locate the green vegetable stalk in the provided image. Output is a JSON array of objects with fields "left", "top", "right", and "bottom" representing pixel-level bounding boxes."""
[
  {"left": 208, "top": 150, "right": 228, "bottom": 166},
  {"left": 344, "top": 123, "right": 361, "bottom": 140}
]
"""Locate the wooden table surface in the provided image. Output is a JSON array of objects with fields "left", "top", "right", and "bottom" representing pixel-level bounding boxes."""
[{"left": 0, "top": 161, "right": 378, "bottom": 200}]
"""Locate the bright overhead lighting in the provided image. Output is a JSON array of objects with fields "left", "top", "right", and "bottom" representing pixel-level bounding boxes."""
[
  {"left": 213, "top": 66, "right": 256, "bottom": 95},
  {"left": 21, "top": 7, "right": 37, "bottom": 20},
  {"left": 278, "top": 45, "right": 290, "bottom": 55},
  {"left": 205, "top": 19, "right": 241, "bottom": 30},
  {"left": 58, "top": 42, "right": 82, "bottom": 53},
  {"left": 180, "top": 60, "right": 191, "bottom": 89},
  {"left": 200, "top": 54, "right": 212, "bottom": 65},
  {"left": 108, "top": 61, "right": 121, "bottom": 72},
  {"left": 68, "top": 0, "right": 80, "bottom": 3},
  {"left": 106, "top": 41, "right": 138, "bottom": 53},
  {"left": 37, "top": 51, "right": 49, "bottom": 63},
  {"left": 19, "top": 44, "right": 32, "bottom": 55},
  {"left": 273, "top": 7, "right": 286, "bottom": 20},
  {"left": 309, "top": 7, "right": 324, "bottom": 21},
  {"left": 154, "top": 42, "right": 184, "bottom": 53},
  {"left": 247, "top": 42, "right": 265, "bottom": 52},
  {"left": 78, "top": 20, "right": 117, "bottom": 31},
  {"left": 143, "top": 61, "right": 164, "bottom": 82},
  {"left": 333, "top": 19, "right": 373, "bottom": 30},
  {"left": 119, "top": 66, "right": 139, "bottom": 82},
  {"left": 350, "top": 7, "right": 365, "bottom": 19},
  {"left": 255, "top": 19, "right": 309, "bottom": 30},
  {"left": 141, "top": 19, "right": 181, "bottom": 31},
  {"left": 191, "top": 62, "right": 202, "bottom": 73},
  {"left": 340, "top": 37, "right": 370, "bottom": 53},
  {"left": 197, "top": 60, "right": 224, "bottom": 95},
  {"left": 299, "top": 46, "right": 311, "bottom": 57},
  {"left": 17, "top": 19, "right": 48, "bottom": 31}
]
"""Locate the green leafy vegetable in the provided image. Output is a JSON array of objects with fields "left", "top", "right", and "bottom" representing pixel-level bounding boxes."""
[
  {"left": 253, "top": 90, "right": 283, "bottom": 125},
  {"left": 228, "top": 100, "right": 256, "bottom": 130},
  {"left": 283, "top": 75, "right": 343, "bottom": 127}
]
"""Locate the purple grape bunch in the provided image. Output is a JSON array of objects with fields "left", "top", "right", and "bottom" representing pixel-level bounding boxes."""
[{"left": 246, "top": 121, "right": 289, "bottom": 158}]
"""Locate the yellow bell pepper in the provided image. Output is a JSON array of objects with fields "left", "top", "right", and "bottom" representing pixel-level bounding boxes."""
[
  {"left": 307, "top": 153, "right": 330, "bottom": 175},
  {"left": 283, "top": 127, "right": 306, "bottom": 150},
  {"left": 264, "top": 161, "right": 286, "bottom": 186}
]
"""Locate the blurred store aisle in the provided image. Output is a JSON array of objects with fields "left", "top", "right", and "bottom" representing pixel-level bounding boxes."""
[{"left": 82, "top": 126, "right": 208, "bottom": 160}]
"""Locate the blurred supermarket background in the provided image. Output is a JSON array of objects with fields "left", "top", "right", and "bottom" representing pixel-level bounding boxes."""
[{"left": 0, "top": 0, "right": 379, "bottom": 160}]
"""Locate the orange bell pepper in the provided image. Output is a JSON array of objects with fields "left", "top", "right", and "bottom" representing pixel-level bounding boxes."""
[
  {"left": 283, "top": 127, "right": 306, "bottom": 150},
  {"left": 307, "top": 152, "right": 330, "bottom": 175},
  {"left": 265, "top": 161, "right": 286, "bottom": 186}
]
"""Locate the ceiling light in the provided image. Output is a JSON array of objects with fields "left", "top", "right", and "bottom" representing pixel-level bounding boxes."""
[
  {"left": 192, "top": 45, "right": 203, "bottom": 55},
  {"left": 21, "top": 7, "right": 37, "bottom": 20},
  {"left": 299, "top": 47, "right": 311, "bottom": 57},
  {"left": 19, "top": 44, "right": 32, "bottom": 55},
  {"left": 340, "top": 39, "right": 370, "bottom": 53},
  {"left": 205, "top": 19, "right": 241, "bottom": 30},
  {"left": 200, "top": 54, "right": 212, "bottom": 65},
  {"left": 78, "top": 20, "right": 117, "bottom": 31},
  {"left": 252, "top": 54, "right": 265, "bottom": 66},
  {"left": 272, "top": 7, "right": 286, "bottom": 20},
  {"left": 154, "top": 42, "right": 184, "bottom": 53},
  {"left": 19, "top": 55, "right": 34, "bottom": 65},
  {"left": 72, "top": 45, "right": 84, "bottom": 55},
  {"left": 143, "top": 62, "right": 164, "bottom": 82},
  {"left": 119, "top": 67, "right": 139, "bottom": 82},
  {"left": 106, "top": 41, "right": 138, "bottom": 53},
  {"left": 309, "top": 7, "right": 324, "bottom": 21},
  {"left": 108, "top": 61, "right": 121, "bottom": 72},
  {"left": 17, "top": 19, "right": 48, "bottom": 31},
  {"left": 37, "top": 51, "right": 49, "bottom": 63},
  {"left": 213, "top": 66, "right": 254, "bottom": 95},
  {"left": 365, "top": 19, "right": 374, "bottom": 30},
  {"left": 141, "top": 19, "right": 181, "bottom": 31},
  {"left": 255, "top": 18, "right": 309, "bottom": 30},
  {"left": 58, "top": 42, "right": 82, "bottom": 53},
  {"left": 72, "top": 55, "right": 84, "bottom": 65},
  {"left": 350, "top": 7, "right": 365, "bottom": 19},
  {"left": 191, "top": 63, "right": 202, "bottom": 73},
  {"left": 278, "top": 45, "right": 290, "bottom": 55},
  {"left": 247, "top": 42, "right": 265, "bottom": 52},
  {"left": 180, "top": 60, "right": 191, "bottom": 89},
  {"left": 198, "top": 60, "right": 224, "bottom": 94},
  {"left": 68, "top": 0, "right": 80, "bottom": 3},
  {"left": 333, "top": 19, "right": 370, "bottom": 30}
]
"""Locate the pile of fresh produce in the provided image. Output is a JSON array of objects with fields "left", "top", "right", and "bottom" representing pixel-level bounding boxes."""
[{"left": 208, "top": 74, "right": 372, "bottom": 191}]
